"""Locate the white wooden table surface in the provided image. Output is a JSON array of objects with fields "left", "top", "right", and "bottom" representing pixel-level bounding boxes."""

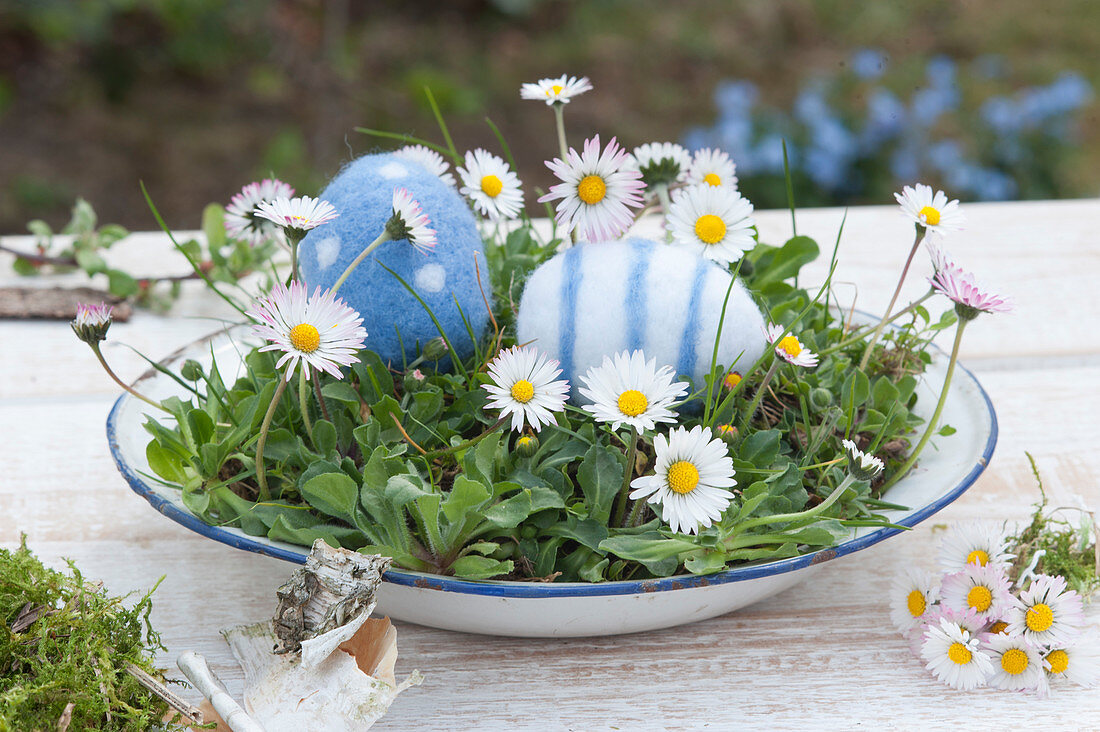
[{"left": 4, "top": 199, "right": 1100, "bottom": 730}]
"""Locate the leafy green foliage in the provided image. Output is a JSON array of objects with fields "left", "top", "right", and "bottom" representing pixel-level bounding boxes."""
[
  {"left": 142, "top": 217, "right": 955, "bottom": 583},
  {"left": 0, "top": 538, "right": 191, "bottom": 731}
]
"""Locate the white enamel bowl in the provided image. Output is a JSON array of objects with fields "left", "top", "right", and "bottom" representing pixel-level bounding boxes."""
[{"left": 107, "top": 327, "right": 996, "bottom": 637}]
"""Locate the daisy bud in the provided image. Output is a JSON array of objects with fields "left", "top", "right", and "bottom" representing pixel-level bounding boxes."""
[
  {"left": 514, "top": 434, "right": 540, "bottom": 458},
  {"left": 403, "top": 368, "right": 427, "bottom": 394},
  {"left": 722, "top": 372, "right": 742, "bottom": 391},
  {"left": 716, "top": 424, "right": 738, "bottom": 446},
  {"left": 180, "top": 359, "right": 204, "bottom": 381},
  {"left": 809, "top": 387, "right": 832, "bottom": 411},
  {"left": 422, "top": 337, "right": 449, "bottom": 362},
  {"left": 71, "top": 302, "right": 113, "bottom": 345},
  {"left": 841, "top": 438, "right": 885, "bottom": 481}
]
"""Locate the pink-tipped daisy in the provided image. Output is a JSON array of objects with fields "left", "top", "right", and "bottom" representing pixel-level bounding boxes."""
[
  {"left": 895, "top": 183, "right": 964, "bottom": 236},
  {"left": 520, "top": 75, "right": 593, "bottom": 105},
  {"left": 456, "top": 148, "right": 524, "bottom": 221},
  {"left": 840, "top": 439, "right": 884, "bottom": 481},
  {"left": 389, "top": 188, "right": 438, "bottom": 254},
  {"left": 255, "top": 196, "right": 338, "bottom": 240},
  {"left": 930, "top": 264, "right": 1013, "bottom": 320},
  {"left": 538, "top": 135, "right": 646, "bottom": 242},
  {"left": 629, "top": 425, "right": 736, "bottom": 535},
  {"left": 71, "top": 302, "right": 114, "bottom": 344},
  {"left": 247, "top": 281, "right": 367, "bottom": 382},
  {"left": 687, "top": 148, "right": 738, "bottom": 190},
  {"left": 920, "top": 617, "right": 994, "bottom": 691},
  {"left": 939, "top": 563, "right": 1013, "bottom": 622},
  {"left": 1044, "top": 632, "right": 1100, "bottom": 688},
  {"left": 986, "top": 634, "right": 1049, "bottom": 695},
  {"left": 225, "top": 178, "right": 295, "bottom": 245},
  {"left": 1006, "top": 573, "right": 1085, "bottom": 648},
  {"left": 763, "top": 324, "right": 818, "bottom": 368},
  {"left": 482, "top": 346, "right": 570, "bottom": 433},
  {"left": 394, "top": 145, "right": 456, "bottom": 188}
]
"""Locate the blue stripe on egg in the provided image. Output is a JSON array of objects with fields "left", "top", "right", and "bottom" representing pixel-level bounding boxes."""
[
  {"left": 558, "top": 245, "right": 583, "bottom": 381},
  {"left": 676, "top": 257, "right": 710, "bottom": 377},
  {"left": 625, "top": 239, "right": 651, "bottom": 351}
]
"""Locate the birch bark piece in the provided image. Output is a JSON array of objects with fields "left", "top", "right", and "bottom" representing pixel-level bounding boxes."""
[{"left": 0, "top": 286, "right": 131, "bottom": 321}]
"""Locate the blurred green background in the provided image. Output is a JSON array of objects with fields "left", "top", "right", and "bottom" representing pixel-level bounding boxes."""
[{"left": 1, "top": 0, "right": 1098, "bottom": 234}]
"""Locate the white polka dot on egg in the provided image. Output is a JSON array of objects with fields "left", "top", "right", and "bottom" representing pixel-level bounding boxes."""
[{"left": 414, "top": 263, "right": 447, "bottom": 293}]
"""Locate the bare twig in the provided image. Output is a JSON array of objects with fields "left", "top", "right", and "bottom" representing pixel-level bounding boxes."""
[
  {"left": 124, "top": 663, "right": 203, "bottom": 724},
  {"left": 177, "top": 652, "right": 263, "bottom": 732}
]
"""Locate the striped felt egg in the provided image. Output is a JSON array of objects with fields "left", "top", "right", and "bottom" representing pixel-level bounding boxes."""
[{"left": 516, "top": 238, "right": 766, "bottom": 398}]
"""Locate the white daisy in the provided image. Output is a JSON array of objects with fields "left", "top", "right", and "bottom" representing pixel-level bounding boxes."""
[
  {"left": 921, "top": 617, "right": 994, "bottom": 691},
  {"left": 687, "top": 148, "right": 738, "bottom": 189},
  {"left": 890, "top": 566, "right": 939, "bottom": 634},
  {"left": 840, "top": 439, "right": 884, "bottom": 481},
  {"left": 1044, "top": 633, "right": 1100, "bottom": 688},
  {"left": 628, "top": 142, "right": 692, "bottom": 187},
  {"left": 667, "top": 185, "right": 756, "bottom": 264},
  {"left": 71, "top": 302, "right": 113, "bottom": 344},
  {"left": 520, "top": 75, "right": 593, "bottom": 105},
  {"left": 578, "top": 350, "right": 688, "bottom": 432},
  {"left": 986, "top": 634, "right": 1049, "bottom": 695},
  {"left": 926, "top": 242, "right": 962, "bottom": 277},
  {"left": 456, "top": 149, "right": 524, "bottom": 221},
  {"left": 763, "top": 324, "right": 819, "bottom": 368},
  {"left": 538, "top": 134, "right": 646, "bottom": 242},
  {"left": 894, "top": 183, "right": 964, "bottom": 236},
  {"left": 255, "top": 195, "right": 338, "bottom": 240},
  {"left": 1005, "top": 573, "right": 1085, "bottom": 647},
  {"left": 939, "top": 564, "right": 1013, "bottom": 622},
  {"left": 247, "top": 281, "right": 367, "bottom": 382},
  {"left": 225, "top": 178, "right": 295, "bottom": 245},
  {"left": 629, "top": 425, "right": 736, "bottom": 535},
  {"left": 393, "top": 145, "right": 456, "bottom": 188},
  {"left": 390, "top": 187, "right": 438, "bottom": 254},
  {"left": 482, "top": 346, "right": 570, "bottom": 433},
  {"left": 937, "top": 521, "right": 1015, "bottom": 573}
]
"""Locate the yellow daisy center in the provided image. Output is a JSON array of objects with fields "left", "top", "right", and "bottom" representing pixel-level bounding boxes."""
[
  {"left": 1026, "top": 603, "right": 1054, "bottom": 632},
  {"left": 510, "top": 379, "right": 535, "bottom": 404},
  {"left": 694, "top": 214, "right": 727, "bottom": 245},
  {"left": 906, "top": 590, "right": 926, "bottom": 618},
  {"left": 919, "top": 206, "right": 941, "bottom": 226},
  {"left": 617, "top": 389, "right": 649, "bottom": 417},
  {"left": 577, "top": 175, "right": 607, "bottom": 205},
  {"left": 989, "top": 620, "right": 1009, "bottom": 635},
  {"left": 480, "top": 174, "right": 503, "bottom": 198},
  {"left": 717, "top": 424, "right": 736, "bottom": 435},
  {"left": 1000, "top": 648, "right": 1030, "bottom": 675},
  {"left": 966, "top": 585, "right": 993, "bottom": 612},
  {"left": 1046, "top": 649, "right": 1069, "bottom": 675},
  {"left": 723, "top": 372, "right": 742, "bottom": 390},
  {"left": 288, "top": 323, "right": 321, "bottom": 353},
  {"left": 666, "top": 461, "right": 700, "bottom": 495},
  {"left": 547, "top": 84, "right": 564, "bottom": 96},
  {"left": 966, "top": 549, "right": 990, "bottom": 566},
  {"left": 703, "top": 172, "right": 721, "bottom": 186},
  {"left": 947, "top": 642, "right": 972, "bottom": 666},
  {"left": 777, "top": 336, "right": 802, "bottom": 358}
]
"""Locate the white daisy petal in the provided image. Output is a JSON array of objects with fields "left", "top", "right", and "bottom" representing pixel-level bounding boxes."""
[
  {"left": 393, "top": 145, "right": 456, "bottom": 188},
  {"left": 457, "top": 149, "right": 524, "bottom": 221},
  {"left": 246, "top": 281, "right": 367, "bottom": 382},
  {"left": 391, "top": 187, "right": 438, "bottom": 253},
  {"left": 255, "top": 195, "right": 338, "bottom": 239},
  {"left": 225, "top": 178, "right": 296, "bottom": 245},
  {"left": 627, "top": 142, "right": 693, "bottom": 188}
]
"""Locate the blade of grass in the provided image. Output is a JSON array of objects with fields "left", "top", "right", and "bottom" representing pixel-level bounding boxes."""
[
  {"left": 423, "top": 87, "right": 459, "bottom": 163},
  {"left": 354, "top": 128, "right": 451, "bottom": 158}
]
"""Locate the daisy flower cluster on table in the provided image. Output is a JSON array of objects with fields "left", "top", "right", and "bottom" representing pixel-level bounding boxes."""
[{"left": 892, "top": 522, "right": 1099, "bottom": 695}]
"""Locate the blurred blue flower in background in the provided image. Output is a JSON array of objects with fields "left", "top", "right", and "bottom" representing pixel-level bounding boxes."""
[{"left": 683, "top": 52, "right": 1093, "bottom": 206}]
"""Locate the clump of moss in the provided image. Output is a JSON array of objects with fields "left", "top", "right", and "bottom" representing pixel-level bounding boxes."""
[
  {"left": 0, "top": 537, "right": 187, "bottom": 731},
  {"left": 1007, "top": 454, "right": 1100, "bottom": 598}
]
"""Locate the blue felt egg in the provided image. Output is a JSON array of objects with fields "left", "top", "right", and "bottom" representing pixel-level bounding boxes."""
[
  {"left": 516, "top": 239, "right": 766, "bottom": 398},
  {"left": 298, "top": 153, "right": 490, "bottom": 366}
]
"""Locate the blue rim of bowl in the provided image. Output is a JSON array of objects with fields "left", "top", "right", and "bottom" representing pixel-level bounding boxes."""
[{"left": 107, "top": 356, "right": 997, "bottom": 600}]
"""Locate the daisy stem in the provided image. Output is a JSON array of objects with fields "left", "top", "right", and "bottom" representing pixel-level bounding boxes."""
[
  {"left": 820, "top": 289, "right": 935, "bottom": 356},
  {"left": 728, "top": 474, "right": 857, "bottom": 538},
  {"left": 255, "top": 377, "right": 289, "bottom": 502},
  {"left": 552, "top": 103, "right": 569, "bottom": 162},
  {"left": 879, "top": 317, "right": 969, "bottom": 492},
  {"left": 613, "top": 426, "right": 639, "bottom": 527},
  {"left": 89, "top": 343, "right": 168, "bottom": 412},
  {"left": 655, "top": 183, "right": 672, "bottom": 215},
  {"left": 859, "top": 228, "right": 926, "bottom": 370},
  {"left": 421, "top": 416, "right": 508, "bottom": 461},
  {"left": 625, "top": 499, "right": 646, "bottom": 527},
  {"left": 739, "top": 358, "right": 779, "bottom": 432},
  {"left": 298, "top": 367, "right": 314, "bottom": 444},
  {"left": 331, "top": 229, "right": 392, "bottom": 294},
  {"left": 313, "top": 377, "right": 331, "bottom": 422}
]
